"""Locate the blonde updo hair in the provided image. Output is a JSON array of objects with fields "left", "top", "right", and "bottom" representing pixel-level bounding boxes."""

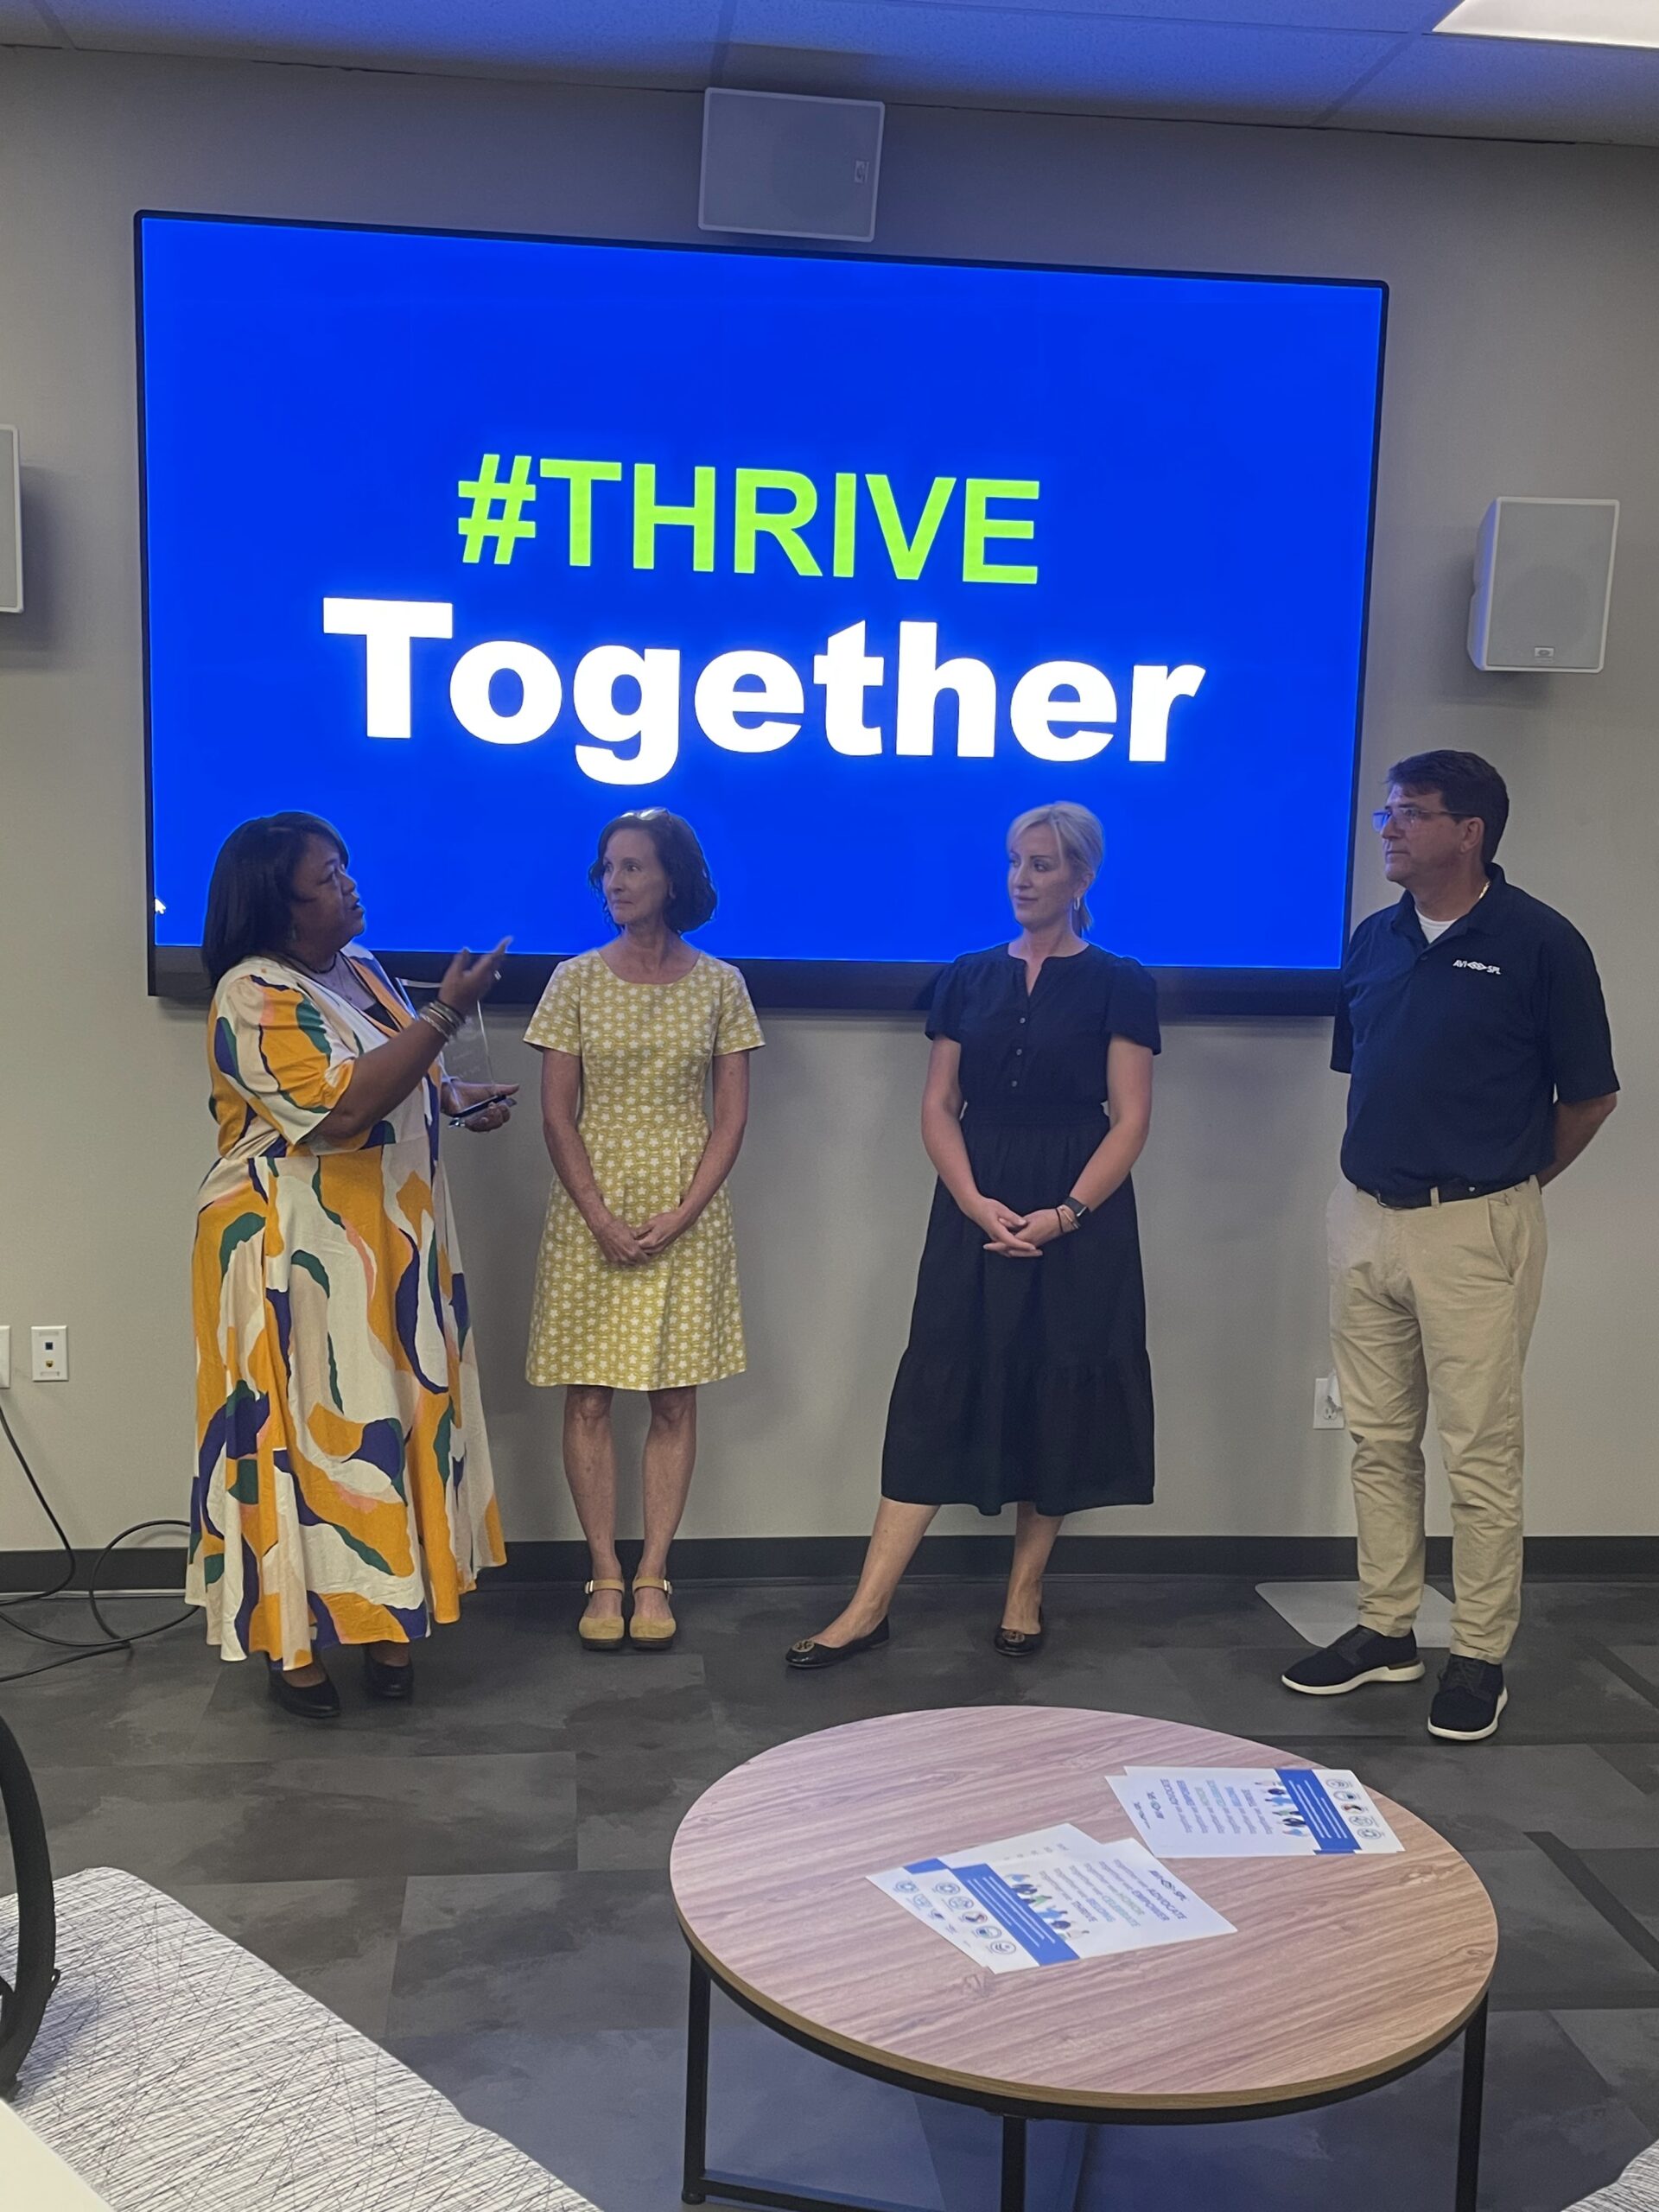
[{"left": 1009, "top": 802, "right": 1104, "bottom": 933}]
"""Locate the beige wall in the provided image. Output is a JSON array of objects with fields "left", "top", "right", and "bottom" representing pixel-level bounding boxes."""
[{"left": 0, "top": 47, "right": 1652, "bottom": 1553}]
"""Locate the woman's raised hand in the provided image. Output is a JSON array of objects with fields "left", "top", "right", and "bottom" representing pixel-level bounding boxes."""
[
  {"left": 437, "top": 938, "right": 512, "bottom": 1017},
  {"left": 969, "top": 1194, "right": 1042, "bottom": 1259}
]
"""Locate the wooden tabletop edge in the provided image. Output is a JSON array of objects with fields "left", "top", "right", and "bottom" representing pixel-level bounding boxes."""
[{"left": 671, "top": 1912, "right": 1495, "bottom": 2114}]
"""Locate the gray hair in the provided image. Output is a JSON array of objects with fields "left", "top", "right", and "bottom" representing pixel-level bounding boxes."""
[{"left": 1008, "top": 802, "right": 1103, "bottom": 932}]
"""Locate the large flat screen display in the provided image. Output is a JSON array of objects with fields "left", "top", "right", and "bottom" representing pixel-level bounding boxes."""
[{"left": 138, "top": 213, "right": 1386, "bottom": 1010}]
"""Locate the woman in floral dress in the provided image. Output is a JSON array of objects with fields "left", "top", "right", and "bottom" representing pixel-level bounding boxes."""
[
  {"left": 525, "top": 810, "right": 763, "bottom": 1652},
  {"left": 189, "top": 811, "right": 512, "bottom": 1719}
]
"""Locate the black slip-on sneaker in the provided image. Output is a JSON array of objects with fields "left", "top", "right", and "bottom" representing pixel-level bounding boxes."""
[
  {"left": 1281, "top": 1624, "right": 1425, "bottom": 1697},
  {"left": 1427, "top": 1656, "right": 1508, "bottom": 1742}
]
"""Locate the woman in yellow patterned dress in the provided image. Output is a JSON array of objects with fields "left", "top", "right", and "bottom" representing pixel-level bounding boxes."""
[
  {"left": 189, "top": 813, "right": 513, "bottom": 1719},
  {"left": 525, "top": 810, "right": 763, "bottom": 1650}
]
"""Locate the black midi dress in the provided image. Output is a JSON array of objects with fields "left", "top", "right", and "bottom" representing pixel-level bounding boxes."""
[{"left": 880, "top": 944, "right": 1160, "bottom": 1517}]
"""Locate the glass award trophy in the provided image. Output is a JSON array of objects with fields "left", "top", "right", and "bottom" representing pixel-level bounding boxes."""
[{"left": 396, "top": 981, "right": 502, "bottom": 1124}]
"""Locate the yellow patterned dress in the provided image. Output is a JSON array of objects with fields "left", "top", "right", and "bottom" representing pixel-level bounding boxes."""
[
  {"left": 524, "top": 950, "right": 764, "bottom": 1389},
  {"left": 188, "top": 950, "right": 505, "bottom": 1669}
]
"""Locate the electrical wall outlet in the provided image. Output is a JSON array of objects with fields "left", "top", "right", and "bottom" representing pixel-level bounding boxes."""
[
  {"left": 31, "top": 1325, "right": 68, "bottom": 1382},
  {"left": 0, "top": 1325, "right": 10, "bottom": 1388},
  {"left": 1313, "top": 1372, "right": 1344, "bottom": 1430}
]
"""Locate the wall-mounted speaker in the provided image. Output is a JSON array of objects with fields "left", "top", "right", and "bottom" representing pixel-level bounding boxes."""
[
  {"left": 0, "top": 427, "right": 20, "bottom": 615},
  {"left": 1468, "top": 496, "right": 1618, "bottom": 673},
  {"left": 699, "top": 87, "right": 884, "bottom": 245}
]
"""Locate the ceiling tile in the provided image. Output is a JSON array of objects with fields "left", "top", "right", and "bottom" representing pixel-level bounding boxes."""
[
  {"left": 728, "top": 0, "right": 1402, "bottom": 122},
  {"left": 22, "top": 0, "right": 1659, "bottom": 145},
  {"left": 0, "top": 1, "right": 62, "bottom": 40},
  {"left": 850, "top": 0, "right": 1441, "bottom": 29},
  {"left": 1435, "top": 0, "right": 1659, "bottom": 48},
  {"left": 48, "top": 0, "right": 725, "bottom": 79},
  {"left": 1330, "top": 27, "right": 1659, "bottom": 139}
]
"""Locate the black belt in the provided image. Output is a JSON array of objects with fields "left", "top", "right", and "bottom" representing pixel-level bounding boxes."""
[{"left": 1358, "top": 1178, "right": 1525, "bottom": 1211}]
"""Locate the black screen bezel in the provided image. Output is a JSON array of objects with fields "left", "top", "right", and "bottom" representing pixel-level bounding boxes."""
[{"left": 137, "top": 209, "right": 1387, "bottom": 1018}]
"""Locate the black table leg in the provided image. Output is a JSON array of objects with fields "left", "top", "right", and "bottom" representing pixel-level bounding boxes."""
[
  {"left": 676, "top": 1941, "right": 1479, "bottom": 2212},
  {"left": 1455, "top": 1998, "right": 1488, "bottom": 2212},
  {"left": 683, "top": 1953, "right": 712, "bottom": 2206},
  {"left": 1001, "top": 2115, "right": 1027, "bottom": 2212}
]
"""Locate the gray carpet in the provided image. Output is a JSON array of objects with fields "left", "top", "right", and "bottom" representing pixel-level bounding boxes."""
[{"left": 3, "top": 1574, "right": 1658, "bottom": 2212}]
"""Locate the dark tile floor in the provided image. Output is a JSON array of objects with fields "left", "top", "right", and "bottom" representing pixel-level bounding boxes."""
[{"left": 3, "top": 1575, "right": 1658, "bottom": 2211}]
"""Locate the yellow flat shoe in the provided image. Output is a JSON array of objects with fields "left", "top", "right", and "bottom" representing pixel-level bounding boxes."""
[
  {"left": 579, "top": 1579, "right": 626, "bottom": 1651},
  {"left": 629, "top": 1576, "right": 677, "bottom": 1649}
]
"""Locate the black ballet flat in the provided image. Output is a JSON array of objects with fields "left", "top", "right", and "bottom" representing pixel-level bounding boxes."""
[
  {"left": 785, "top": 1619, "right": 890, "bottom": 1671},
  {"left": 266, "top": 1662, "right": 341, "bottom": 1719},
  {"left": 993, "top": 1609, "right": 1046, "bottom": 1659},
  {"left": 363, "top": 1649, "right": 415, "bottom": 1701}
]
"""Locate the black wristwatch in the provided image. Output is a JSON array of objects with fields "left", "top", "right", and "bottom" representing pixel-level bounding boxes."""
[{"left": 1058, "top": 1195, "right": 1090, "bottom": 1227}]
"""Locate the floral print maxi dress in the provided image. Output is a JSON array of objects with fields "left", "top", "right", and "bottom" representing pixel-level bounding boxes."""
[{"left": 188, "top": 950, "right": 505, "bottom": 1669}]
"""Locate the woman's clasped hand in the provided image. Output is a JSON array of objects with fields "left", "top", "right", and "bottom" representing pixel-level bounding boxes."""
[
  {"left": 969, "top": 1197, "right": 1071, "bottom": 1257},
  {"left": 584, "top": 1203, "right": 692, "bottom": 1268}
]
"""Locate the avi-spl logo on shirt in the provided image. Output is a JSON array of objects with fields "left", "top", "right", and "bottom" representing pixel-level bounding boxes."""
[
  {"left": 320, "top": 449, "right": 1209, "bottom": 786},
  {"left": 1453, "top": 958, "right": 1503, "bottom": 976}
]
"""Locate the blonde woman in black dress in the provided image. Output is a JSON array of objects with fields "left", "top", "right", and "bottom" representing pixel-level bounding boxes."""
[{"left": 788, "top": 802, "right": 1159, "bottom": 1669}]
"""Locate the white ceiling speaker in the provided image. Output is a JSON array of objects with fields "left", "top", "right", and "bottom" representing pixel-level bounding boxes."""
[
  {"left": 699, "top": 87, "right": 884, "bottom": 245},
  {"left": 1468, "top": 497, "right": 1618, "bottom": 673},
  {"left": 0, "top": 427, "right": 20, "bottom": 614}
]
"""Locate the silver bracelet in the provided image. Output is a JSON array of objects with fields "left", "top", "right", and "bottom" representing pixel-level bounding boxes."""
[{"left": 419, "top": 1001, "right": 461, "bottom": 1041}]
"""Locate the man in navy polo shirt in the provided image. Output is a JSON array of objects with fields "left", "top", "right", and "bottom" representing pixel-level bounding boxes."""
[{"left": 1284, "top": 751, "right": 1618, "bottom": 1742}]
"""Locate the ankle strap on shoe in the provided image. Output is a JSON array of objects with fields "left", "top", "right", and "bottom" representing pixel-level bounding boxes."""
[
  {"left": 632, "top": 1576, "right": 672, "bottom": 1595},
  {"left": 584, "top": 1579, "right": 626, "bottom": 1595}
]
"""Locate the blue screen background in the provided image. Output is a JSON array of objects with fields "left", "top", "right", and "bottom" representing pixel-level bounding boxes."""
[{"left": 140, "top": 217, "right": 1384, "bottom": 973}]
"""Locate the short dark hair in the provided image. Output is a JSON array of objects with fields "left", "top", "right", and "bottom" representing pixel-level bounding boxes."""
[
  {"left": 588, "top": 810, "right": 717, "bottom": 934},
  {"left": 1387, "top": 750, "right": 1510, "bottom": 867},
  {"left": 201, "top": 812, "right": 346, "bottom": 985}
]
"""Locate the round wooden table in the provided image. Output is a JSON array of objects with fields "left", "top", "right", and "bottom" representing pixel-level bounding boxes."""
[{"left": 670, "top": 1707, "right": 1497, "bottom": 2212}]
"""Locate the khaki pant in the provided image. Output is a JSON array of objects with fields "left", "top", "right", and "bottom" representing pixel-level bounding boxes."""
[{"left": 1327, "top": 1178, "right": 1548, "bottom": 1664}]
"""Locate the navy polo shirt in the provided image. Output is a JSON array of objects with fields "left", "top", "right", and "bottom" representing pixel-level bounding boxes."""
[{"left": 1334, "top": 865, "right": 1618, "bottom": 1199}]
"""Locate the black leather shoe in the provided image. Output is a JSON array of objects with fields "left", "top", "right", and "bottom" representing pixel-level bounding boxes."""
[
  {"left": 266, "top": 1662, "right": 340, "bottom": 1720},
  {"left": 994, "top": 1608, "right": 1046, "bottom": 1658},
  {"left": 785, "top": 1619, "right": 890, "bottom": 1671},
  {"left": 363, "top": 1649, "right": 415, "bottom": 1701}
]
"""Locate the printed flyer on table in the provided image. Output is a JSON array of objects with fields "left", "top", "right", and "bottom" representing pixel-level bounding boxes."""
[
  {"left": 868, "top": 1823, "right": 1236, "bottom": 1974},
  {"left": 1108, "top": 1769, "right": 1402, "bottom": 1857}
]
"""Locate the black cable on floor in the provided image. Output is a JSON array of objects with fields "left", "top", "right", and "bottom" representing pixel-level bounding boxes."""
[{"left": 0, "top": 1397, "right": 193, "bottom": 1686}]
